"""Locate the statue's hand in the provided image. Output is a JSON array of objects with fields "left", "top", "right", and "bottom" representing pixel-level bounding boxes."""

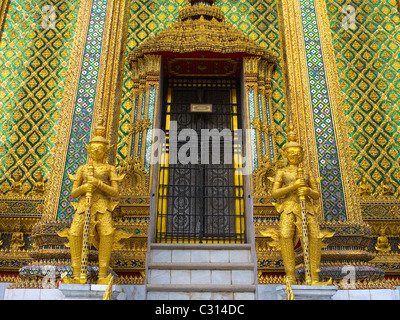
[
  {"left": 292, "top": 179, "right": 306, "bottom": 190},
  {"left": 87, "top": 175, "right": 100, "bottom": 187},
  {"left": 81, "top": 183, "right": 95, "bottom": 194},
  {"left": 297, "top": 186, "right": 311, "bottom": 197}
]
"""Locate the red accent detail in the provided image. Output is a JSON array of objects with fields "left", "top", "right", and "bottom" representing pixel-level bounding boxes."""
[
  {"left": 0, "top": 271, "right": 19, "bottom": 279},
  {"left": 294, "top": 239, "right": 302, "bottom": 250},
  {"left": 115, "top": 271, "right": 143, "bottom": 277},
  {"left": 155, "top": 51, "right": 255, "bottom": 77}
]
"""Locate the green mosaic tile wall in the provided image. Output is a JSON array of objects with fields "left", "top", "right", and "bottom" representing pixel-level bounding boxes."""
[
  {"left": 0, "top": 0, "right": 80, "bottom": 194},
  {"left": 326, "top": 0, "right": 400, "bottom": 195}
]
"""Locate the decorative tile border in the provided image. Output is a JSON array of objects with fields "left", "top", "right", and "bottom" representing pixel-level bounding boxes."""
[
  {"left": 0, "top": 199, "right": 43, "bottom": 217},
  {"left": 56, "top": 0, "right": 109, "bottom": 220},
  {"left": 299, "top": 0, "right": 347, "bottom": 221},
  {"left": 248, "top": 88, "right": 258, "bottom": 172},
  {"left": 265, "top": 97, "right": 275, "bottom": 162},
  {"left": 136, "top": 92, "right": 146, "bottom": 160},
  {"left": 129, "top": 96, "right": 139, "bottom": 159},
  {"left": 144, "top": 86, "right": 157, "bottom": 174},
  {"left": 258, "top": 93, "right": 267, "bottom": 158}
]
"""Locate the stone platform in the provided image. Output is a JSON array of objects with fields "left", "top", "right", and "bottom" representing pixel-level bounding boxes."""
[
  {"left": 59, "top": 283, "right": 122, "bottom": 300},
  {"left": 276, "top": 285, "right": 338, "bottom": 300},
  {"left": 257, "top": 284, "right": 400, "bottom": 300},
  {"left": 3, "top": 283, "right": 143, "bottom": 300},
  {"left": 2, "top": 283, "right": 400, "bottom": 300}
]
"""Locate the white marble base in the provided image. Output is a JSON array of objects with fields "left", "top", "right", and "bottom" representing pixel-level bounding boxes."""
[
  {"left": 147, "top": 291, "right": 255, "bottom": 300},
  {"left": 257, "top": 284, "right": 400, "bottom": 300},
  {"left": 332, "top": 289, "right": 400, "bottom": 300},
  {"left": 3, "top": 284, "right": 400, "bottom": 300},
  {"left": 59, "top": 283, "right": 122, "bottom": 300},
  {"left": 4, "top": 288, "right": 65, "bottom": 300},
  {"left": 3, "top": 284, "right": 144, "bottom": 300},
  {"left": 256, "top": 284, "right": 280, "bottom": 300},
  {"left": 276, "top": 285, "right": 338, "bottom": 300}
]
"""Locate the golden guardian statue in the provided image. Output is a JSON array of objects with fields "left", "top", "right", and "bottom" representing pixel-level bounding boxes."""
[
  {"left": 60, "top": 119, "right": 124, "bottom": 284},
  {"left": 265, "top": 125, "right": 333, "bottom": 285}
]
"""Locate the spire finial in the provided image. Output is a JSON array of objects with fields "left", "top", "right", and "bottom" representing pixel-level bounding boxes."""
[
  {"left": 90, "top": 117, "right": 108, "bottom": 145},
  {"left": 283, "top": 123, "right": 302, "bottom": 150}
]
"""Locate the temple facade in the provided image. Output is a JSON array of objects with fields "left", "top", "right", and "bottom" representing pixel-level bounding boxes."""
[{"left": 0, "top": 0, "right": 400, "bottom": 299}]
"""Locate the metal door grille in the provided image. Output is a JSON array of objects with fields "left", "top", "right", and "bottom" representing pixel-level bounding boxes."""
[{"left": 155, "top": 78, "right": 246, "bottom": 243}]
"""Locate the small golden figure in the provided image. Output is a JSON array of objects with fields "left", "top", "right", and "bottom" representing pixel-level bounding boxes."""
[
  {"left": 10, "top": 222, "right": 25, "bottom": 251},
  {"left": 380, "top": 176, "right": 394, "bottom": 197},
  {"left": 358, "top": 175, "right": 372, "bottom": 197},
  {"left": 270, "top": 125, "right": 333, "bottom": 285},
  {"left": 10, "top": 170, "right": 23, "bottom": 194},
  {"left": 375, "top": 227, "right": 391, "bottom": 253},
  {"left": 63, "top": 119, "right": 124, "bottom": 284},
  {"left": 33, "top": 170, "right": 46, "bottom": 193}
]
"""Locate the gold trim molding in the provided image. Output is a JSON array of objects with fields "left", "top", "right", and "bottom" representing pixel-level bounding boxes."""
[{"left": 0, "top": 0, "right": 10, "bottom": 41}]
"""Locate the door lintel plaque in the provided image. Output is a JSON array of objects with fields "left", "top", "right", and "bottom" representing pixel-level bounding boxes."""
[{"left": 190, "top": 104, "right": 213, "bottom": 113}]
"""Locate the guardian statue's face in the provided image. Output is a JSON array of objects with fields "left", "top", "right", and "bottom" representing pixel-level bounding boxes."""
[
  {"left": 88, "top": 142, "right": 107, "bottom": 161},
  {"left": 285, "top": 146, "right": 303, "bottom": 166}
]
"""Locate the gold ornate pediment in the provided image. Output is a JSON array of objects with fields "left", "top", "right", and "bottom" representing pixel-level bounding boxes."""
[{"left": 128, "top": 1, "right": 278, "bottom": 76}]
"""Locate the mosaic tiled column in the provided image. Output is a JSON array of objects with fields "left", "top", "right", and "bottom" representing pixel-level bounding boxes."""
[
  {"left": 280, "top": 0, "right": 362, "bottom": 222},
  {"left": 128, "top": 54, "right": 161, "bottom": 189},
  {"left": 43, "top": 0, "right": 131, "bottom": 221},
  {"left": 257, "top": 59, "right": 277, "bottom": 164},
  {"left": 243, "top": 57, "right": 277, "bottom": 190},
  {"left": 243, "top": 56, "right": 261, "bottom": 186}
]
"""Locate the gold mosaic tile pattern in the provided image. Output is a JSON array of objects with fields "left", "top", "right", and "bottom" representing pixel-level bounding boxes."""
[
  {"left": 326, "top": 0, "right": 400, "bottom": 195},
  {"left": 0, "top": 0, "right": 79, "bottom": 195}
]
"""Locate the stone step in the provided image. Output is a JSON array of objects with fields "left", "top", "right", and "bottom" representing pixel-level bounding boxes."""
[
  {"left": 147, "top": 284, "right": 256, "bottom": 292},
  {"left": 149, "top": 244, "right": 253, "bottom": 264},
  {"left": 146, "top": 243, "right": 255, "bottom": 300},
  {"left": 150, "top": 243, "right": 252, "bottom": 250},
  {"left": 148, "top": 268, "right": 255, "bottom": 285},
  {"left": 147, "top": 284, "right": 256, "bottom": 300},
  {"left": 148, "top": 262, "right": 254, "bottom": 270},
  {"left": 147, "top": 289, "right": 255, "bottom": 300}
]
